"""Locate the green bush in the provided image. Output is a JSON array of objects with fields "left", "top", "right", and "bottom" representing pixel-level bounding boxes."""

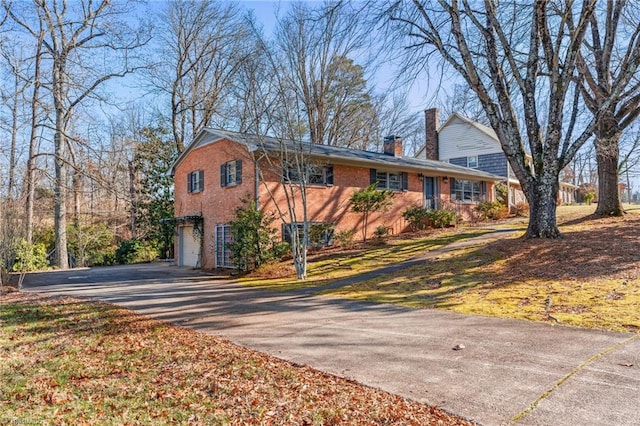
[
  {"left": 402, "top": 205, "right": 431, "bottom": 231},
  {"left": 584, "top": 192, "right": 595, "bottom": 205},
  {"left": 427, "top": 209, "right": 458, "bottom": 228},
  {"left": 374, "top": 225, "right": 391, "bottom": 239},
  {"left": 115, "top": 240, "right": 158, "bottom": 264},
  {"left": 334, "top": 229, "right": 355, "bottom": 247},
  {"left": 475, "top": 201, "right": 508, "bottom": 221},
  {"left": 12, "top": 239, "right": 49, "bottom": 272}
]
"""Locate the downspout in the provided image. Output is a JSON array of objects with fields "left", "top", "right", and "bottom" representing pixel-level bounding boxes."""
[{"left": 255, "top": 160, "right": 260, "bottom": 210}]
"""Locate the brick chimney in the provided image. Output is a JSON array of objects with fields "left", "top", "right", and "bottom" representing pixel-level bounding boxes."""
[
  {"left": 383, "top": 135, "right": 403, "bottom": 157},
  {"left": 424, "top": 108, "right": 439, "bottom": 160}
]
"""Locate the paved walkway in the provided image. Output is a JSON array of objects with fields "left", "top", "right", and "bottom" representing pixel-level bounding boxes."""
[{"left": 20, "top": 232, "right": 640, "bottom": 426}]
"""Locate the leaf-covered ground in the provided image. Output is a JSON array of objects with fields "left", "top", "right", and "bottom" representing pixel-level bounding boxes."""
[
  {"left": 0, "top": 292, "right": 474, "bottom": 425},
  {"left": 327, "top": 207, "right": 640, "bottom": 332}
]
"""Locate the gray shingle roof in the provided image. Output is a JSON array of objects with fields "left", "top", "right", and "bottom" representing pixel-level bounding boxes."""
[
  {"left": 170, "top": 128, "right": 504, "bottom": 182},
  {"left": 208, "top": 129, "right": 504, "bottom": 181}
]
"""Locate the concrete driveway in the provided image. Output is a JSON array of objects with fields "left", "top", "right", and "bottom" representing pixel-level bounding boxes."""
[{"left": 21, "top": 262, "right": 640, "bottom": 426}]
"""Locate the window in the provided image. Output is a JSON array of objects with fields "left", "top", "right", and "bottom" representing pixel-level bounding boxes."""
[
  {"left": 370, "top": 169, "right": 408, "bottom": 191},
  {"left": 220, "top": 160, "right": 242, "bottom": 187},
  {"left": 187, "top": 170, "right": 204, "bottom": 193},
  {"left": 284, "top": 164, "right": 334, "bottom": 186},
  {"left": 467, "top": 156, "right": 478, "bottom": 168},
  {"left": 283, "top": 222, "right": 334, "bottom": 248},
  {"left": 215, "top": 224, "right": 234, "bottom": 268},
  {"left": 450, "top": 178, "right": 485, "bottom": 203}
]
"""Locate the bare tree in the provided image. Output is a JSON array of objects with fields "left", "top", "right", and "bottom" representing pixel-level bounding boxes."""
[
  {"left": 384, "top": 0, "right": 640, "bottom": 238},
  {"left": 576, "top": 0, "right": 640, "bottom": 216},
  {"left": 153, "top": 0, "right": 251, "bottom": 153},
  {"left": 274, "top": 2, "right": 375, "bottom": 147},
  {"left": 7, "top": 0, "right": 151, "bottom": 268}
]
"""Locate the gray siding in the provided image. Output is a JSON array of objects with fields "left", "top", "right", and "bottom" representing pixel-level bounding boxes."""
[
  {"left": 449, "top": 157, "right": 468, "bottom": 167},
  {"left": 478, "top": 153, "right": 508, "bottom": 178}
]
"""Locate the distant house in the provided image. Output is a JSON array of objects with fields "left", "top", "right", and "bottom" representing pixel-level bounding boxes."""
[
  {"left": 169, "top": 129, "right": 503, "bottom": 269},
  {"left": 416, "top": 109, "right": 577, "bottom": 207}
]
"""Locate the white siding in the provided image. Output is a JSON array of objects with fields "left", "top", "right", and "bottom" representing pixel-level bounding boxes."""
[{"left": 439, "top": 117, "right": 501, "bottom": 161}]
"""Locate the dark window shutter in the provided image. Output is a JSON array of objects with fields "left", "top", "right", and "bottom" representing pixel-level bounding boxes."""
[
  {"left": 401, "top": 172, "right": 408, "bottom": 190},
  {"left": 481, "top": 181, "right": 487, "bottom": 199},
  {"left": 370, "top": 168, "right": 377, "bottom": 185},
  {"left": 198, "top": 170, "right": 204, "bottom": 191},
  {"left": 220, "top": 164, "right": 226, "bottom": 187},
  {"left": 326, "top": 165, "right": 334, "bottom": 185},
  {"left": 282, "top": 223, "right": 292, "bottom": 244},
  {"left": 450, "top": 178, "right": 455, "bottom": 196},
  {"left": 236, "top": 160, "right": 242, "bottom": 184},
  {"left": 187, "top": 172, "right": 193, "bottom": 193}
]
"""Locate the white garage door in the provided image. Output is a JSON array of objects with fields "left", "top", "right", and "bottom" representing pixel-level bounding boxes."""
[{"left": 179, "top": 225, "right": 201, "bottom": 267}]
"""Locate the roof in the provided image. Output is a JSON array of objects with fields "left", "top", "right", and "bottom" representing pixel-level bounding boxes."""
[{"left": 169, "top": 128, "right": 504, "bottom": 182}]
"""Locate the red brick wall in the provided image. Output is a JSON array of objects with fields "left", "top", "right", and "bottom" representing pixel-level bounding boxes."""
[
  {"left": 174, "top": 137, "right": 497, "bottom": 268},
  {"left": 174, "top": 139, "right": 256, "bottom": 268},
  {"left": 258, "top": 163, "right": 423, "bottom": 239}
]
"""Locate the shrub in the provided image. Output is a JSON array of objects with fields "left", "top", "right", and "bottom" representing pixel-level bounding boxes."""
[
  {"left": 374, "top": 225, "right": 391, "bottom": 239},
  {"left": 115, "top": 240, "right": 158, "bottom": 264},
  {"left": 334, "top": 229, "right": 355, "bottom": 248},
  {"left": 12, "top": 239, "right": 49, "bottom": 272},
  {"left": 475, "top": 201, "right": 509, "bottom": 221},
  {"left": 513, "top": 202, "right": 530, "bottom": 217},
  {"left": 584, "top": 192, "right": 595, "bottom": 205},
  {"left": 228, "top": 199, "right": 282, "bottom": 272},
  {"left": 402, "top": 205, "right": 430, "bottom": 231},
  {"left": 427, "top": 209, "right": 458, "bottom": 228},
  {"left": 495, "top": 183, "right": 508, "bottom": 205}
]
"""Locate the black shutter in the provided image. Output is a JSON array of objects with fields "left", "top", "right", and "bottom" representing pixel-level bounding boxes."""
[
  {"left": 282, "top": 223, "right": 291, "bottom": 244},
  {"left": 449, "top": 178, "right": 456, "bottom": 199},
  {"left": 401, "top": 172, "right": 408, "bottom": 191},
  {"left": 198, "top": 170, "right": 204, "bottom": 191},
  {"left": 370, "top": 168, "right": 377, "bottom": 185},
  {"left": 187, "top": 172, "right": 193, "bottom": 193},
  {"left": 236, "top": 160, "right": 242, "bottom": 184},
  {"left": 220, "top": 163, "right": 226, "bottom": 187},
  {"left": 326, "top": 165, "right": 334, "bottom": 185},
  {"left": 481, "top": 181, "right": 487, "bottom": 199}
]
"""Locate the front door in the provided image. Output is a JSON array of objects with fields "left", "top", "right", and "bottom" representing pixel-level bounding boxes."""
[{"left": 424, "top": 176, "right": 435, "bottom": 209}]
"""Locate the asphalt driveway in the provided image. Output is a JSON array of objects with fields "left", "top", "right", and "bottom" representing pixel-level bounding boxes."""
[{"left": 21, "top": 262, "right": 640, "bottom": 426}]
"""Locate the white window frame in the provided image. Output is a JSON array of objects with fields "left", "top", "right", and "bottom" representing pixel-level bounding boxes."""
[{"left": 467, "top": 155, "right": 478, "bottom": 168}]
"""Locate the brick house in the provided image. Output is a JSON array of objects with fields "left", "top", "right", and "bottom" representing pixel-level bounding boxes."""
[
  {"left": 169, "top": 129, "right": 502, "bottom": 268},
  {"left": 417, "top": 108, "right": 577, "bottom": 207}
]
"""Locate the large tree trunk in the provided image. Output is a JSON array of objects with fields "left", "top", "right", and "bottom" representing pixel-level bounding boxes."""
[
  {"left": 594, "top": 133, "right": 624, "bottom": 216},
  {"left": 522, "top": 172, "right": 561, "bottom": 238},
  {"left": 53, "top": 59, "right": 69, "bottom": 269}
]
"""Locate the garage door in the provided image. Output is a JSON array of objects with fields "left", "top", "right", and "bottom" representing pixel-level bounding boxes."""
[{"left": 179, "top": 225, "right": 201, "bottom": 267}]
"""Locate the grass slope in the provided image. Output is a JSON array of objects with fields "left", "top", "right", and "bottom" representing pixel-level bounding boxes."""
[{"left": 327, "top": 205, "right": 640, "bottom": 332}]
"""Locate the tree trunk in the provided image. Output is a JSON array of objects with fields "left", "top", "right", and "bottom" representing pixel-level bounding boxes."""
[
  {"left": 594, "top": 134, "right": 624, "bottom": 216},
  {"left": 53, "top": 59, "right": 69, "bottom": 269},
  {"left": 523, "top": 175, "right": 561, "bottom": 239}
]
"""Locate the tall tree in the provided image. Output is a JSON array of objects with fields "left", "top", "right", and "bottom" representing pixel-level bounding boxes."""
[
  {"left": 155, "top": 0, "right": 251, "bottom": 153},
  {"left": 7, "top": 0, "right": 151, "bottom": 268},
  {"left": 275, "top": 2, "right": 375, "bottom": 146},
  {"left": 576, "top": 0, "right": 640, "bottom": 216},
  {"left": 385, "top": 0, "right": 640, "bottom": 238}
]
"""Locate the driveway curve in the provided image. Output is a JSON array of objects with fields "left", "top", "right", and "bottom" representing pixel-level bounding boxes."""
[{"left": 22, "top": 261, "right": 640, "bottom": 426}]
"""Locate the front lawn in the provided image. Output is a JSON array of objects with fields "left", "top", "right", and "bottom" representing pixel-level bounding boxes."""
[
  {"left": 239, "top": 228, "right": 491, "bottom": 290},
  {"left": 0, "top": 293, "right": 472, "bottom": 425},
  {"left": 326, "top": 206, "right": 640, "bottom": 332}
]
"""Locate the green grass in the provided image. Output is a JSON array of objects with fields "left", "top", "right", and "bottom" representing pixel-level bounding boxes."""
[
  {"left": 0, "top": 296, "right": 470, "bottom": 425},
  {"left": 239, "top": 228, "right": 491, "bottom": 290},
  {"left": 324, "top": 205, "right": 640, "bottom": 332}
]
